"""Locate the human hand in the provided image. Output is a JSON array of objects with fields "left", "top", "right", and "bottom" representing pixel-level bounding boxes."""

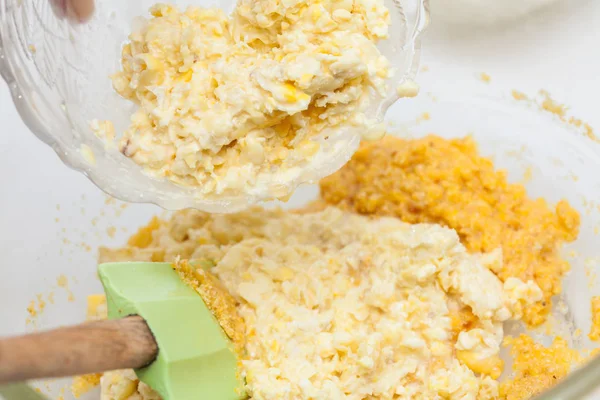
[{"left": 50, "top": 0, "right": 95, "bottom": 23}]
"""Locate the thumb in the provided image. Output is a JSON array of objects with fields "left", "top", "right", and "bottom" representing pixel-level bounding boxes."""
[
  {"left": 67, "top": 0, "right": 94, "bottom": 22},
  {"left": 51, "top": 0, "right": 95, "bottom": 23}
]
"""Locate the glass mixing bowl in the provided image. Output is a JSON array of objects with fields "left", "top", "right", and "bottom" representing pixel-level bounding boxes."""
[
  {"left": 2, "top": 69, "right": 600, "bottom": 399},
  {"left": 0, "top": 0, "right": 429, "bottom": 212}
]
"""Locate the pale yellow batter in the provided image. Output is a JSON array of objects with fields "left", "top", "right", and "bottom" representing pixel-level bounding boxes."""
[
  {"left": 85, "top": 134, "right": 582, "bottom": 400},
  {"left": 95, "top": 0, "right": 391, "bottom": 200},
  {"left": 97, "top": 206, "right": 544, "bottom": 400}
]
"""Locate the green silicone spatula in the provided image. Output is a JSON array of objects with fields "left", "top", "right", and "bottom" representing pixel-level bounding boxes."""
[
  {"left": 0, "top": 262, "right": 244, "bottom": 400},
  {"left": 0, "top": 383, "right": 47, "bottom": 400}
]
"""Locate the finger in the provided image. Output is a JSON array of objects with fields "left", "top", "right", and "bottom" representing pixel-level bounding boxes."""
[
  {"left": 50, "top": 0, "right": 94, "bottom": 22},
  {"left": 67, "top": 0, "right": 94, "bottom": 22}
]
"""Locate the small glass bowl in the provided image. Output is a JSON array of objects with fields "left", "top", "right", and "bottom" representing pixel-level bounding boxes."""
[{"left": 0, "top": 0, "right": 429, "bottom": 212}]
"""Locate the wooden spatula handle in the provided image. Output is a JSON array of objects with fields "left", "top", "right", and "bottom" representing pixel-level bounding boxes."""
[{"left": 0, "top": 316, "right": 158, "bottom": 384}]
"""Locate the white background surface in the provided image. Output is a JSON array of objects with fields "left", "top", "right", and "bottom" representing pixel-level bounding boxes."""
[{"left": 1, "top": 0, "right": 600, "bottom": 398}]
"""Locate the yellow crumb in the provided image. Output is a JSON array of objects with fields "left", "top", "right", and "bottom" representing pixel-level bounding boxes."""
[
  {"left": 584, "top": 123, "right": 596, "bottom": 140},
  {"left": 569, "top": 116, "right": 583, "bottom": 128},
  {"left": 589, "top": 348, "right": 600, "bottom": 358},
  {"left": 86, "top": 294, "right": 108, "bottom": 321},
  {"left": 127, "top": 216, "right": 161, "bottom": 248},
  {"left": 27, "top": 300, "right": 37, "bottom": 317},
  {"left": 26, "top": 294, "right": 48, "bottom": 318},
  {"left": 416, "top": 112, "right": 430, "bottom": 124},
  {"left": 52, "top": 386, "right": 67, "bottom": 400},
  {"left": 36, "top": 294, "right": 46, "bottom": 313},
  {"left": 511, "top": 90, "right": 528, "bottom": 101},
  {"left": 319, "top": 135, "right": 580, "bottom": 326},
  {"left": 540, "top": 92, "right": 567, "bottom": 117},
  {"left": 569, "top": 117, "right": 597, "bottom": 141},
  {"left": 107, "top": 226, "right": 117, "bottom": 238},
  {"left": 57, "top": 275, "right": 68, "bottom": 287},
  {"left": 513, "top": 89, "right": 598, "bottom": 142},
  {"left": 71, "top": 374, "right": 102, "bottom": 398},
  {"left": 56, "top": 274, "right": 76, "bottom": 302},
  {"left": 480, "top": 72, "right": 491, "bottom": 83},
  {"left": 521, "top": 166, "right": 533, "bottom": 184},
  {"left": 500, "top": 335, "right": 580, "bottom": 400},
  {"left": 589, "top": 296, "right": 600, "bottom": 341}
]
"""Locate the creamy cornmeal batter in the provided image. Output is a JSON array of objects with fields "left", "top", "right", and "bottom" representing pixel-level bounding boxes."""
[
  {"left": 94, "top": 0, "right": 390, "bottom": 199},
  {"left": 85, "top": 135, "right": 581, "bottom": 400},
  {"left": 98, "top": 207, "right": 541, "bottom": 399}
]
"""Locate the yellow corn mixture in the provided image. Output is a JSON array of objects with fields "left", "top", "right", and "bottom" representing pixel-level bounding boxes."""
[
  {"left": 81, "top": 135, "right": 587, "bottom": 400},
  {"left": 319, "top": 135, "right": 580, "bottom": 327},
  {"left": 103, "top": 206, "right": 546, "bottom": 399},
  {"left": 499, "top": 335, "right": 580, "bottom": 400}
]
